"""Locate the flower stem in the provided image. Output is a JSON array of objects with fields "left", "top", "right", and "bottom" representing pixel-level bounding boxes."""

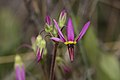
[{"left": 49, "top": 43, "right": 58, "bottom": 80}]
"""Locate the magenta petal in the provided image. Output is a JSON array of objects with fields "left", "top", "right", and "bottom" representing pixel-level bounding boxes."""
[
  {"left": 16, "top": 66, "right": 22, "bottom": 80},
  {"left": 53, "top": 19, "right": 66, "bottom": 42},
  {"left": 45, "top": 15, "right": 51, "bottom": 25},
  {"left": 36, "top": 47, "right": 44, "bottom": 62},
  {"left": 67, "top": 18, "right": 74, "bottom": 41},
  {"left": 16, "top": 65, "right": 25, "bottom": 80},
  {"left": 36, "top": 47, "right": 41, "bottom": 62},
  {"left": 76, "top": 21, "right": 90, "bottom": 42},
  {"left": 51, "top": 37, "right": 63, "bottom": 42}
]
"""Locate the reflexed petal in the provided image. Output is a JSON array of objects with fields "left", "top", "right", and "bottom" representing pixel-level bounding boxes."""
[
  {"left": 67, "top": 18, "right": 74, "bottom": 41},
  {"left": 36, "top": 47, "right": 41, "bottom": 62},
  {"left": 16, "top": 66, "right": 22, "bottom": 80},
  {"left": 15, "top": 55, "right": 25, "bottom": 80},
  {"left": 53, "top": 19, "right": 66, "bottom": 42},
  {"left": 76, "top": 21, "right": 90, "bottom": 42},
  {"left": 51, "top": 37, "right": 63, "bottom": 42},
  {"left": 36, "top": 47, "right": 44, "bottom": 62},
  {"left": 40, "top": 49, "right": 44, "bottom": 59}
]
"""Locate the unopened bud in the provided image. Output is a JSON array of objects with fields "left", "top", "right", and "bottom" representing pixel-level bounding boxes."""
[
  {"left": 45, "top": 16, "right": 53, "bottom": 33},
  {"left": 59, "top": 10, "right": 67, "bottom": 28},
  {"left": 45, "top": 15, "right": 52, "bottom": 26}
]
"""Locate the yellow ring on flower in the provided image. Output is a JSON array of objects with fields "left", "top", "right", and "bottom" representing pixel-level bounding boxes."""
[{"left": 64, "top": 41, "right": 76, "bottom": 45}]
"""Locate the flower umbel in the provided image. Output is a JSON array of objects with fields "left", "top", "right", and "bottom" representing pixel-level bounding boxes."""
[
  {"left": 14, "top": 55, "right": 25, "bottom": 80},
  {"left": 51, "top": 18, "right": 90, "bottom": 62}
]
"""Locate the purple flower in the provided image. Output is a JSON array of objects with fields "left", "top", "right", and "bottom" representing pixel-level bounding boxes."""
[
  {"left": 15, "top": 65, "right": 25, "bottom": 80},
  {"left": 51, "top": 18, "right": 90, "bottom": 62},
  {"left": 36, "top": 47, "right": 44, "bottom": 62},
  {"left": 45, "top": 15, "right": 52, "bottom": 26},
  {"left": 15, "top": 55, "right": 25, "bottom": 80},
  {"left": 35, "top": 35, "right": 46, "bottom": 62}
]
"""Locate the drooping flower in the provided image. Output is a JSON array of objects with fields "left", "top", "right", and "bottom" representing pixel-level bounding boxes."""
[
  {"left": 14, "top": 55, "right": 25, "bottom": 80},
  {"left": 32, "top": 35, "right": 46, "bottom": 62},
  {"left": 51, "top": 18, "right": 90, "bottom": 62}
]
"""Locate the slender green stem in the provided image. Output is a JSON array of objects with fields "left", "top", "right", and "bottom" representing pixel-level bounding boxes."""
[{"left": 49, "top": 43, "right": 58, "bottom": 80}]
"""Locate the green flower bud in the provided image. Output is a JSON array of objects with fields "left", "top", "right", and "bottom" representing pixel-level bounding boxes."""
[
  {"left": 58, "top": 10, "right": 67, "bottom": 28},
  {"left": 45, "top": 24, "right": 53, "bottom": 33}
]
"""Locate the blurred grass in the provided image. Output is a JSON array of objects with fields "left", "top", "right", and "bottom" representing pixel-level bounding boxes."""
[
  {"left": 0, "top": 9, "right": 21, "bottom": 79},
  {"left": 0, "top": 9, "right": 21, "bottom": 55}
]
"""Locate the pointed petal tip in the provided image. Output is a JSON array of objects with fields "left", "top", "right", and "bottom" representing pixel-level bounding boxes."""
[
  {"left": 87, "top": 21, "right": 90, "bottom": 25},
  {"left": 51, "top": 37, "right": 62, "bottom": 42},
  {"left": 53, "top": 19, "right": 56, "bottom": 23},
  {"left": 76, "top": 21, "right": 91, "bottom": 42},
  {"left": 67, "top": 18, "right": 74, "bottom": 41},
  {"left": 45, "top": 15, "right": 51, "bottom": 25}
]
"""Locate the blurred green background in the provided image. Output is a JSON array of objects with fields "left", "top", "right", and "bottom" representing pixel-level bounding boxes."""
[{"left": 0, "top": 0, "right": 120, "bottom": 80}]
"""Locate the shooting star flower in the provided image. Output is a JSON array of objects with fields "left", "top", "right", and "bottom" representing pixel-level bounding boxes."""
[
  {"left": 35, "top": 35, "right": 46, "bottom": 62},
  {"left": 51, "top": 18, "right": 90, "bottom": 62}
]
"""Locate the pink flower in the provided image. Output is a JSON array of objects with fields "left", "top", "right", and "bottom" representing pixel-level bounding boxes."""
[
  {"left": 15, "top": 55, "right": 25, "bottom": 80},
  {"left": 51, "top": 18, "right": 90, "bottom": 62}
]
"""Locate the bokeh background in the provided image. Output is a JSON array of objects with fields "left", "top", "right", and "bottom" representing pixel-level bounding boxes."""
[{"left": 0, "top": 0, "right": 120, "bottom": 80}]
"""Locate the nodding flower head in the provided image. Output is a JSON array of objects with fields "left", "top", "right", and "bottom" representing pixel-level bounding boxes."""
[
  {"left": 15, "top": 55, "right": 25, "bottom": 80},
  {"left": 45, "top": 15, "right": 53, "bottom": 33},
  {"left": 51, "top": 18, "right": 90, "bottom": 62},
  {"left": 35, "top": 35, "right": 46, "bottom": 62},
  {"left": 59, "top": 10, "right": 67, "bottom": 28}
]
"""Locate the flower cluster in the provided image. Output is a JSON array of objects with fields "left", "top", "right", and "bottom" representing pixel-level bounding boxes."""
[{"left": 32, "top": 10, "right": 90, "bottom": 62}]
